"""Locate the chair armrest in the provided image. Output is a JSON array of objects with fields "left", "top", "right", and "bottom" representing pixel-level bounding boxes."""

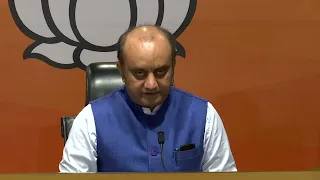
[{"left": 61, "top": 116, "right": 76, "bottom": 144}]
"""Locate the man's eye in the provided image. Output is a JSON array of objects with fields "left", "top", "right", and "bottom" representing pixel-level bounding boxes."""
[
  {"left": 136, "top": 71, "right": 145, "bottom": 76},
  {"left": 156, "top": 69, "right": 165, "bottom": 74}
]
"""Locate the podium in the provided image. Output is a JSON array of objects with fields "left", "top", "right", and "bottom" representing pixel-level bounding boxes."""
[{"left": 0, "top": 172, "right": 319, "bottom": 180}]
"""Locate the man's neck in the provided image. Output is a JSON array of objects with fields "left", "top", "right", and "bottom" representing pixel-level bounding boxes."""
[{"left": 142, "top": 105, "right": 161, "bottom": 115}]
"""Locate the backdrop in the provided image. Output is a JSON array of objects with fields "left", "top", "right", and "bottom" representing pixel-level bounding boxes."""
[{"left": 0, "top": 0, "right": 320, "bottom": 172}]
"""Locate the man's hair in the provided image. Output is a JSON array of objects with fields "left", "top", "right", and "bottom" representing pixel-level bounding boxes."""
[{"left": 116, "top": 25, "right": 176, "bottom": 66}]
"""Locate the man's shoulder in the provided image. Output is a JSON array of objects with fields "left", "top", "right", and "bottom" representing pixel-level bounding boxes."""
[{"left": 171, "top": 87, "right": 208, "bottom": 104}]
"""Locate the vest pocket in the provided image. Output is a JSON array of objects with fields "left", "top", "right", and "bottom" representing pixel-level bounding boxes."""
[{"left": 173, "top": 146, "right": 203, "bottom": 172}]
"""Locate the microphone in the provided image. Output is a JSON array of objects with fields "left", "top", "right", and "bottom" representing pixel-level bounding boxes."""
[
  {"left": 157, "top": 131, "right": 165, "bottom": 144},
  {"left": 157, "top": 132, "right": 166, "bottom": 171}
]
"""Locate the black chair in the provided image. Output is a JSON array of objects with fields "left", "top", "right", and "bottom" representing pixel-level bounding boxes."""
[{"left": 61, "top": 62, "right": 124, "bottom": 144}]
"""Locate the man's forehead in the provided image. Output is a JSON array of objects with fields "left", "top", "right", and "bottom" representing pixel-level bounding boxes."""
[
  {"left": 123, "top": 35, "right": 171, "bottom": 59},
  {"left": 128, "top": 61, "right": 171, "bottom": 70},
  {"left": 125, "top": 50, "right": 172, "bottom": 69}
]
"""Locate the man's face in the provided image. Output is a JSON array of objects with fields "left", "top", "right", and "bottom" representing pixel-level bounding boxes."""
[{"left": 118, "top": 32, "right": 174, "bottom": 110}]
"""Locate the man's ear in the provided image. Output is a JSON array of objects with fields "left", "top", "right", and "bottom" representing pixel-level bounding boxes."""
[
  {"left": 116, "top": 61, "right": 122, "bottom": 73},
  {"left": 117, "top": 61, "right": 125, "bottom": 82},
  {"left": 171, "top": 69, "right": 175, "bottom": 86}
]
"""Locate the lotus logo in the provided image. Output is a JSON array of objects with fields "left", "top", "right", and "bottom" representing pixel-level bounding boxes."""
[{"left": 8, "top": 0, "right": 197, "bottom": 70}]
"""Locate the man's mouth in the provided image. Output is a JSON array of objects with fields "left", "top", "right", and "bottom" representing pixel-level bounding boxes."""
[{"left": 144, "top": 92, "right": 159, "bottom": 96}]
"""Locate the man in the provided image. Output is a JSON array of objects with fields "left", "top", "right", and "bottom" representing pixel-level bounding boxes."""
[{"left": 59, "top": 25, "right": 237, "bottom": 172}]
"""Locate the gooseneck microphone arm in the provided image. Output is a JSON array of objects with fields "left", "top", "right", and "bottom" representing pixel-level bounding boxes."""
[{"left": 157, "top": 131, "right": 166, "bottom": 171}]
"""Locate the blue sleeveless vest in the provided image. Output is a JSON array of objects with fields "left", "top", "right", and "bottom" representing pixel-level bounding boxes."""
[{"left": 90, "top": 86, "right": 208, "bottom": 172}]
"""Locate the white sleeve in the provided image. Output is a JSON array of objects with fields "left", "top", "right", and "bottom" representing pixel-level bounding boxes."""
[
  {"left": 201, "top": 102, "right": 237, "bottom": 172},
  {"left": 59, "top": 104, "right": 98, "bottom": 173}
]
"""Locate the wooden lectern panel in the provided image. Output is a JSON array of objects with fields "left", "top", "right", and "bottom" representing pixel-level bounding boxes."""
[{"left": 0, "top": 172, "right": 319, "bottom": 180}]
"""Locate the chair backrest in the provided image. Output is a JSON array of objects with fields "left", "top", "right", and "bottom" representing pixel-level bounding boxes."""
[
  {"left": 85, "top": 62, "right": 124, "bottom": 105},
  {"left": 61, "top": 62, "right": 124, "bottom": 144}
]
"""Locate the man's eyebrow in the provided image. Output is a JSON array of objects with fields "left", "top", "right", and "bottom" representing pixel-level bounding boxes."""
[
  {"left": 154, "top": 65, "right": 169, "bottom": 69},
  {"left": 129, "top": 64, "right": 170, "bottom": 71},
  {"left": 130, "top": 67, "right": 147, "bottom": 71}
]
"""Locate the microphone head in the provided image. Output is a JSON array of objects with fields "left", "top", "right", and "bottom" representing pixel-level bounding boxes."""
[{"left": 157, "top": 131, "right": 165, "bottom": 144}]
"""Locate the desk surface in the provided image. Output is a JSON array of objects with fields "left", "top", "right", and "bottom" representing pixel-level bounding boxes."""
[{"left": 0, "top": 172, "right": 319, "bottom": 180}]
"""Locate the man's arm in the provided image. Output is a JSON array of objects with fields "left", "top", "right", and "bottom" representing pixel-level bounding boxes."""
[
  {"left": 201, "top": 102, "right": 237, "bottom": 172},
  {"left": 59, "top": 104, "right": 98, "bottom": 173}
]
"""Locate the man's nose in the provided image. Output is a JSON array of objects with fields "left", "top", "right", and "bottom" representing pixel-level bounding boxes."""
[{"left": 144, "top": 74, "right": 158, "bottom": 90}]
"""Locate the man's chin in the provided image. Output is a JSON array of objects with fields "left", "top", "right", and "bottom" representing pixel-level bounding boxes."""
[{"left": 140, "top": 98, "right": 163, "bottom": 108}]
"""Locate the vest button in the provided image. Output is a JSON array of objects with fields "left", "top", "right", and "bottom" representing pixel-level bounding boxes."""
[{"left": 151, "top": 148, "right": 158, "bottom": 156}]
